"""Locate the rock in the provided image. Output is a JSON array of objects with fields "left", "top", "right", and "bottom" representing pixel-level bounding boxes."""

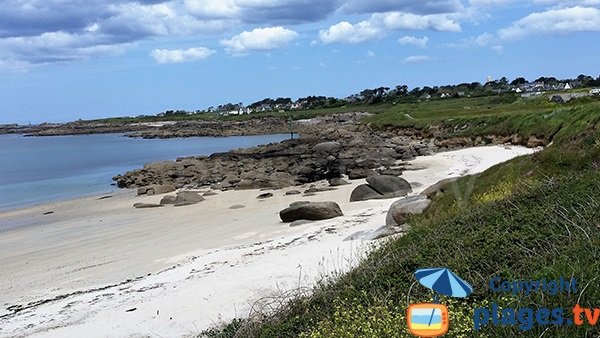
[
  {"left": 229, "top": 204, "right": 245, "bottom": 210},
  {"left": 366, "top": 175, "right": 412, "bottom": 198},
  {"left": 348, "top": 168, "right": 375, "bottom": 180},
  {"left": 305, "top": 187, "right": 337, "bottom": 194},
  {"left": 290, "top": 201, "right": 311, "bottom": 207},
  {"left": 257, "top": 192, "right": 274, "bottom": 199},
  {"left": 527, "top": 135, "right": 545, "bottom": 148},
  {"left": 290, "top": 220, "right": 312, "bottom": 227},
  {"left": 344, "top": 225, "right": 403, "bottom": 241},
  {"left": 386, "top": 195, "right": 431, "bottom": 227},
  {"left": 350, "top": 184, "right": 383, "bottom": 202},
  {"left": 133, "top": 203, "right": 164, "bottom": 209},
  {"left": 395, "top": 146, "right": 416, "bottom": 160},
  {"left": 280, "top": 201, "right": 343, "bottom": 222},
  {"left": 160, "top": 195, "right": 177, "bottom": 205},
  {"left": 329, "top": 178, "right": 349, "bottom": 186},
  {"left": 285, "top": 190, "right": 302, "bottom": 195},
  {"left": 137, "top": 184, "right": 176, "bottom": 196},
  {"left": 312, "top": 141, "right": 341, "bottom": 154},
  {"left": 174, "top": 191, "right": 205, "bottom": 206},
  {"left": 420, "top": 177, "right": 459, "bottom": 198},
  {"left": 203, "top": 191, "right": 219, "bottom": 196}
]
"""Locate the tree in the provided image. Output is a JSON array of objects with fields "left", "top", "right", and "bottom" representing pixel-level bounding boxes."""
[{"left": 511, "top": 77, "right": 527, "bottom": 86}]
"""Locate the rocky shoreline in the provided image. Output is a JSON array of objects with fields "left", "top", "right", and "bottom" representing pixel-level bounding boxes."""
[
  {"left": 113, "top": 112, "right": 546, "bottom": 191},
  {"left": 112, "top": 113, "right": 432, "bottom": 190},
  {"left": 4, "top": 118, "right": 292, "bottom": 138}
]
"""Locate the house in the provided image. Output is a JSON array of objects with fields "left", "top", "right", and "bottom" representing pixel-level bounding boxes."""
[
  {"left": 564, "top": 83, "right": 572, "bottom": 90},
  {"left": 440, "top": 93, "right": 451, "bottom": 99},
  {"left": 590, "top": 88, "right": 600, "bottom": 95}
]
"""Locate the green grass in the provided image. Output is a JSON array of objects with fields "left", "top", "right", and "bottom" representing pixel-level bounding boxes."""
[{"left": 201, "top": 99, "right": 600, "bottom": 337}]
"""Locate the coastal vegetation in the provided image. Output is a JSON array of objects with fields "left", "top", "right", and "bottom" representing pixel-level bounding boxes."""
[{"left": 202, "top": 98, "right": 600, "bottom": 337}]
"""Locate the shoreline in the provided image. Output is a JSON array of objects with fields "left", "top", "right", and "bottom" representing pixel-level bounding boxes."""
[{"left": 0, "top": 145, "right": 538, "bottom": 338}]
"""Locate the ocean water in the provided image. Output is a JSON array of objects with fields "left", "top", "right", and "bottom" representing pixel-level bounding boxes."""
[{"left": 0, "top": 133, "right": 291, "bottom": 211}]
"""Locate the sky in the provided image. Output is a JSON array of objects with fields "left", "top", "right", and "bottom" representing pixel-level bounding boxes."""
[{"left": 1, "top": 0, "right": 599, "bottom": 124}]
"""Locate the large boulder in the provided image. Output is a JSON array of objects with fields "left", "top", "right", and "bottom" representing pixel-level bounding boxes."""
[
  {"left": 174, "top": 191, "right": 205, "bottom": 206},
  {"left": 366, "top": 175, "right": 412, "bottom": 198},
  {"left": 386, "top": 195, "right": 431, "bottom": 227},
  {"left": 350, "top": 184, "right": 383, "bottom": 202},
  {"left": 280, "top": 202, "right": 343, "bottom": 222}
]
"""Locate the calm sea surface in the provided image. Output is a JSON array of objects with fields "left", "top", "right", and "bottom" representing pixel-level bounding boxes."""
[{"left": 0, "top": 133, "right": 291, "bottom": 211}]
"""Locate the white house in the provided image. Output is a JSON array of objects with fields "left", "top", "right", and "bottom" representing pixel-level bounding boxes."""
[
  {"left": 564, "top": 83, "right": 572, "bottom": 90},
  {"left": 590, "top": 88, "right": 600, "bottom": 95}
]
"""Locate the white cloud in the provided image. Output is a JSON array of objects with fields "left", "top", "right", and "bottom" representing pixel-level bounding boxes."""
[
  {"left": 151, "top": 47, "right": 215, "bottom": 64},
  {"left": 398, "top": 35, "right": 429, "bottom": 48},
  {"left": 499, "top": 6, "right": 600, "bottom": 40},
  {"left": 402, "top": 55, "right": 432, "bottom": 63},
  {"left": 367, "top": 50, "right": 376, "bottom": 57},
  {"left": 220, "top": 26, "right": 298, "bottom": 54},
  {"left": 342, "top": 0, "right": 464, "bottom": 15},
  {"left": 318, "top": 21, "right": 382, "bottom": 44},
  {"left": 468, "top": 0, "right": 516, "bottom": 7},
  {"left": 532, "top": 0, "right": 600, "bottom": 7},
  {"left": 374, "top": 12, "right": 462, "bottom": 32},
  {"left": 184, "top": 0, "right": 240, "bottom": 19}
]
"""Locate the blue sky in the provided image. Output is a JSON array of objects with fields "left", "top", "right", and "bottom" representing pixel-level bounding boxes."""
[{"left": 1, "top": 0, "right": 599, "bottom": 124}]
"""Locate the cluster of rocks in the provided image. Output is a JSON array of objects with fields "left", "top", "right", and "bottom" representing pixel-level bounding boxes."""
[{"left": 113, "top": 120, "right": 435, "bottom": 191}]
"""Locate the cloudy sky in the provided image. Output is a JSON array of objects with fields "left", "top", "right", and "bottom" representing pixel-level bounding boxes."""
[{"left": 1, "top": 0, "right": 599, "bottom": 123}]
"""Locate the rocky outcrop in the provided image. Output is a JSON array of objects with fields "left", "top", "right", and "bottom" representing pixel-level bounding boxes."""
[
  {"left": 350, "top": 175, "right": 413, "bottom": 202},
  {"left": 113, "top": 118, "right": 439, "bottom": 191},
  {"left": 279, "top": 202, "right": 343, "bottom": 222}
]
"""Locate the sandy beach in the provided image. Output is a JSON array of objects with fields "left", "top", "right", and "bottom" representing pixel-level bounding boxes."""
[{"left": 0, "top": 145, "right": 537, "bottom": 338}]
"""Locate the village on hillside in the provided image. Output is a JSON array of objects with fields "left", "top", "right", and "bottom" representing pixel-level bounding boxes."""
[{"left": 154, "top": 74, "right": 600, "bottom": 118}]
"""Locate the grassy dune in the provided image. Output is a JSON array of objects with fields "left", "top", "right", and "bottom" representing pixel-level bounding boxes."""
[{"left": 203, "top": 97, "right": 600, "bottom": 338}]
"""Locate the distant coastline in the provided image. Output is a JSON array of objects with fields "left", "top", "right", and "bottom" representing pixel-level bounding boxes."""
[{"left": 0, "top": 117, "right": 291, "bottom": 138}]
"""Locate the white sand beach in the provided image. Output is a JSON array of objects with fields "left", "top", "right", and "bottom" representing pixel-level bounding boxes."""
[{"left": 0, "top": 145, "right": 537, "bottom": 338}]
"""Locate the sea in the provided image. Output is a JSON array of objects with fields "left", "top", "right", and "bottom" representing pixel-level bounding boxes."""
[{"left": 0, "top": 133, "right": 292, "bottom": 211}]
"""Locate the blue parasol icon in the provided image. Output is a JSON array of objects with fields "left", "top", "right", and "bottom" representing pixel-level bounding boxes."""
[{"left": 414, "top": 268, "right": 473, "bottom": 298}]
